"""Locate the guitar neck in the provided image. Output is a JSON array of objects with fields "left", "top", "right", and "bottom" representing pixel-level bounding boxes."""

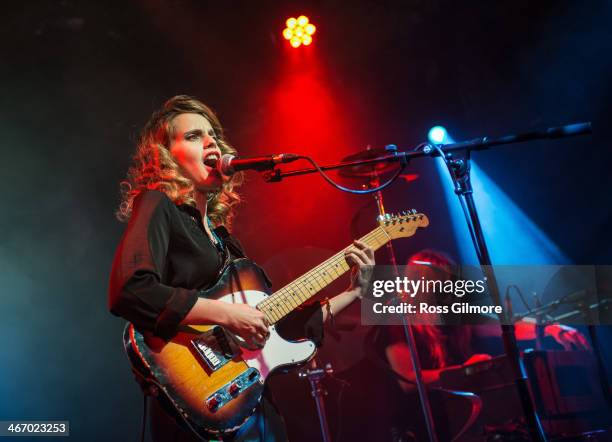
[{"left": 257, "top": 227, "right": 391, "bottom": 324}]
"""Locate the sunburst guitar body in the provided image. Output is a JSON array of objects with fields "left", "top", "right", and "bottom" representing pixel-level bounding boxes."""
[{"left": 123, "top": 211, "right": 429, "bottom": 438}]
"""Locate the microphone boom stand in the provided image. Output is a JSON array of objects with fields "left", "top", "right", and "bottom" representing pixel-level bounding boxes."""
[{"left": 441, "top": 148, "right": 547, "bottom": 441}]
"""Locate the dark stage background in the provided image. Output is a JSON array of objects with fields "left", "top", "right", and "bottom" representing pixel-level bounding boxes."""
[{"left": 1, "top": 1, "right": 611, "bottom": 440}]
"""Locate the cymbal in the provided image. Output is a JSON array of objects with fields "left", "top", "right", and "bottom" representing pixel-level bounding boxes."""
[
  {"left": 339, "top": 148, "right": 398, "bottom": 178},
  {"left": 339, "top": 148, "right": 418, "bottom": 183}
]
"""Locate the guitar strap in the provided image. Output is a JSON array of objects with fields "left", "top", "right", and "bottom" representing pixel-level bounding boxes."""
[
  {"left": 213, "top": 225, "right": 273, "bottom": 289},
  {"left": 212, "top": 225, "right": 245, "bottom": 258}
]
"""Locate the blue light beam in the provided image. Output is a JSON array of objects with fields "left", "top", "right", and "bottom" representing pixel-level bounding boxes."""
[{"left": 430, "top": 127, "right": 569, "bottom": 265}]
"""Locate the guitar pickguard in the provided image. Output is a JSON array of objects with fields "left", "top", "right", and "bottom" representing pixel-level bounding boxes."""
[{"left": 217, "top": 289, "right": 317, "bottom": 380}]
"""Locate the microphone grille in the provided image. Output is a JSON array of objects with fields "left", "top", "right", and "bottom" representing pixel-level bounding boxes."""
[{"left": 219, "top": 154, "right": 235, "bottom": 175}]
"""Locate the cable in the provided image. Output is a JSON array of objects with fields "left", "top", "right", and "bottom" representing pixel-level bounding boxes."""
[
  {"left": 506, "top": 284, "right": 533, "bottom": 314},
  {"left": 423, "top": 143, "right": 484, "bottom": 263},
  {"left": 297, "top": 155, "right": 407, "bottom": 194}
]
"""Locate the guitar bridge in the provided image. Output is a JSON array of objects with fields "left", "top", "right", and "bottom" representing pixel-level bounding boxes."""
[{"left": 191, "top": 326, "right": 240, "bottom": 372}]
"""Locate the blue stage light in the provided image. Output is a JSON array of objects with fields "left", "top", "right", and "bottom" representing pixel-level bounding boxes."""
[
  {"left": 430, "top": 127, "right": 568, "bottom": 266},
  {"left": 428, "top": 126, "right": 448, "bottom": 144}
]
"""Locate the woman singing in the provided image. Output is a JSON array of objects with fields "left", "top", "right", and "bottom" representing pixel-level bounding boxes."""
[{"left": 108, "top": 95, "right": 375, "bottom": 441}]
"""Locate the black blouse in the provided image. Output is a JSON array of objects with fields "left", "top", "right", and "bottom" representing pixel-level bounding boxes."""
[{"left": 108, "top": 190, "right": 323, "bottom": 343}]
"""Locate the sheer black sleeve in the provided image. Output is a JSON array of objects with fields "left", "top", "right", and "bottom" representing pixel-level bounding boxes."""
[{"left": 108, "top": 191, "right": 198, "bottom": 339}]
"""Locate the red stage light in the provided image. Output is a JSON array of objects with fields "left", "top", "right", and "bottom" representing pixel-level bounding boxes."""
[
  {"left": 283, "top": 15, "right": 316, "bottom": 48},
  {"left": 305, "top": 24, "right": 316, "bottom": 35},
  {"left": 286, "top": 17, "right": 297, "bottom": 29}
]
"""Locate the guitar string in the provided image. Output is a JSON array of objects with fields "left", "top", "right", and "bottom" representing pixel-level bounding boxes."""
[
  {"left": 260, "top": 215, "right": 424, "bottom": 322},
  {"left": 258, "top": 227, "right": 390, "bottom": 322},
  {"left": 257, "top": 232, "right": 377, "bottom": 322},
  {"left": 259, "top": 228, "right": 383, "bottom": 313},
  {"left": 259, "top": 228, "right": 388, "bottom": 322}
]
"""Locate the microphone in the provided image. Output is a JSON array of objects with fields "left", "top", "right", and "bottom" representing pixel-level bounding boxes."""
[{"left": 214, "top": 153, "right": 300, "bottom": 175}]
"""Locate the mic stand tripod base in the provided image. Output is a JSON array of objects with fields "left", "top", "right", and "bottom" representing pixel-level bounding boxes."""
[{"left": 299, "top": 362, "right": 334, "bottom": 442}]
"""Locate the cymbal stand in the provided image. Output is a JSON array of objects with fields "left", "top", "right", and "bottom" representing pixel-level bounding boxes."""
[{"left": 367, "top": 164, "right": 439, "bottom": 442}]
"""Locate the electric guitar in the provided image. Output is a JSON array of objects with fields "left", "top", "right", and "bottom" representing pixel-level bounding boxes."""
[{"left": 123, "top": 211, "right": 429, "bottom": 437}]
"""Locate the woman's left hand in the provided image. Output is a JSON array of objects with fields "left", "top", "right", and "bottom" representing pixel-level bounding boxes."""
[{"left": 345, "top": 240, "right": 375, "bottom": 299}]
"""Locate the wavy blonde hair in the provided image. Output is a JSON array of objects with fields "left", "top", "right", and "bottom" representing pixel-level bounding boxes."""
[{"left": 116, "top": 95, "right": 243, "bottom": 227}]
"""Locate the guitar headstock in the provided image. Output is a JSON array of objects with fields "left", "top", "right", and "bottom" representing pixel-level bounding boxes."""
[{"left": 378, "top": 210, "right": 429, "bottom": 240}]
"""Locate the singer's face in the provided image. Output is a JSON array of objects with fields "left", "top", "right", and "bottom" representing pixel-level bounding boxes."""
[{"left": 169, "top": 113, "right": 223, "bottom": 192}]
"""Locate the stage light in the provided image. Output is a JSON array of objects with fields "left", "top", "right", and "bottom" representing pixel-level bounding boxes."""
[
  {"left": 283, "top": 15, "right": 316, "bottom": 48},
  {"left": 428, "top": 127, "right": 568, "bottom": 267},
  {"left": 428, "top": 126, "right": 448, "bottom": 144},
  {"left": 305, "top": 24, "right": 316, "bottom": 35}
]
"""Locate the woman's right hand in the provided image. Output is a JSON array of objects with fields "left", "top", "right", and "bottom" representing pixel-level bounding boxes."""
[{"left": 220, "top": 303, "right": 270, "bottom": 349}]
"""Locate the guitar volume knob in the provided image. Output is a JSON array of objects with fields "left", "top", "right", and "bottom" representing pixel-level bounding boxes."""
[
  {"left": 229, "top": 383, "right": 240, "bottom": 397},
  {"left": 207, "top": 396, "right": 220, "bottom": 411}
]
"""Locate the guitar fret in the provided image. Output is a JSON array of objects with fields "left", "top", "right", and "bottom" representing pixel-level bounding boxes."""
[
  {"left": 300, "top": 276, "right": 314, "bottom": 292},
  {"left": 275, "top": 291, "right": 286, "bottom": 311},
  {"left": 259, "top": 304, "right": 280, "bottom": 323},
  {"left": 257, "top": 222, "right": 422, "bottom": 324},
  {"left": 282, "top": 288, "right": 302, "bottom": 307},
  {"left": 284, "top": 289, "right": 301, "bottom": 308},
  {"left": 293, "top": 284, "right": 309, "bottom": 304},
  {"left": 266, "top": 308, "right": 279, "bottom": 323},
  {"left": 273, "top": 294, "right": 291, "bottom": 315},
  {"left": 311, "top": 269, "right": 328, "bottom": 289},
  {"left": 283, "top": 290, "right": 298, "bottom": 310},
  {"left": 283, "top": 295, "right": 295, "bottom": 312}
]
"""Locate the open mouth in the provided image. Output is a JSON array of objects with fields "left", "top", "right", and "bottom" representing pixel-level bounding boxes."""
[{"left": 203, "top": 152, "right": 220, "bottom": 167}]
